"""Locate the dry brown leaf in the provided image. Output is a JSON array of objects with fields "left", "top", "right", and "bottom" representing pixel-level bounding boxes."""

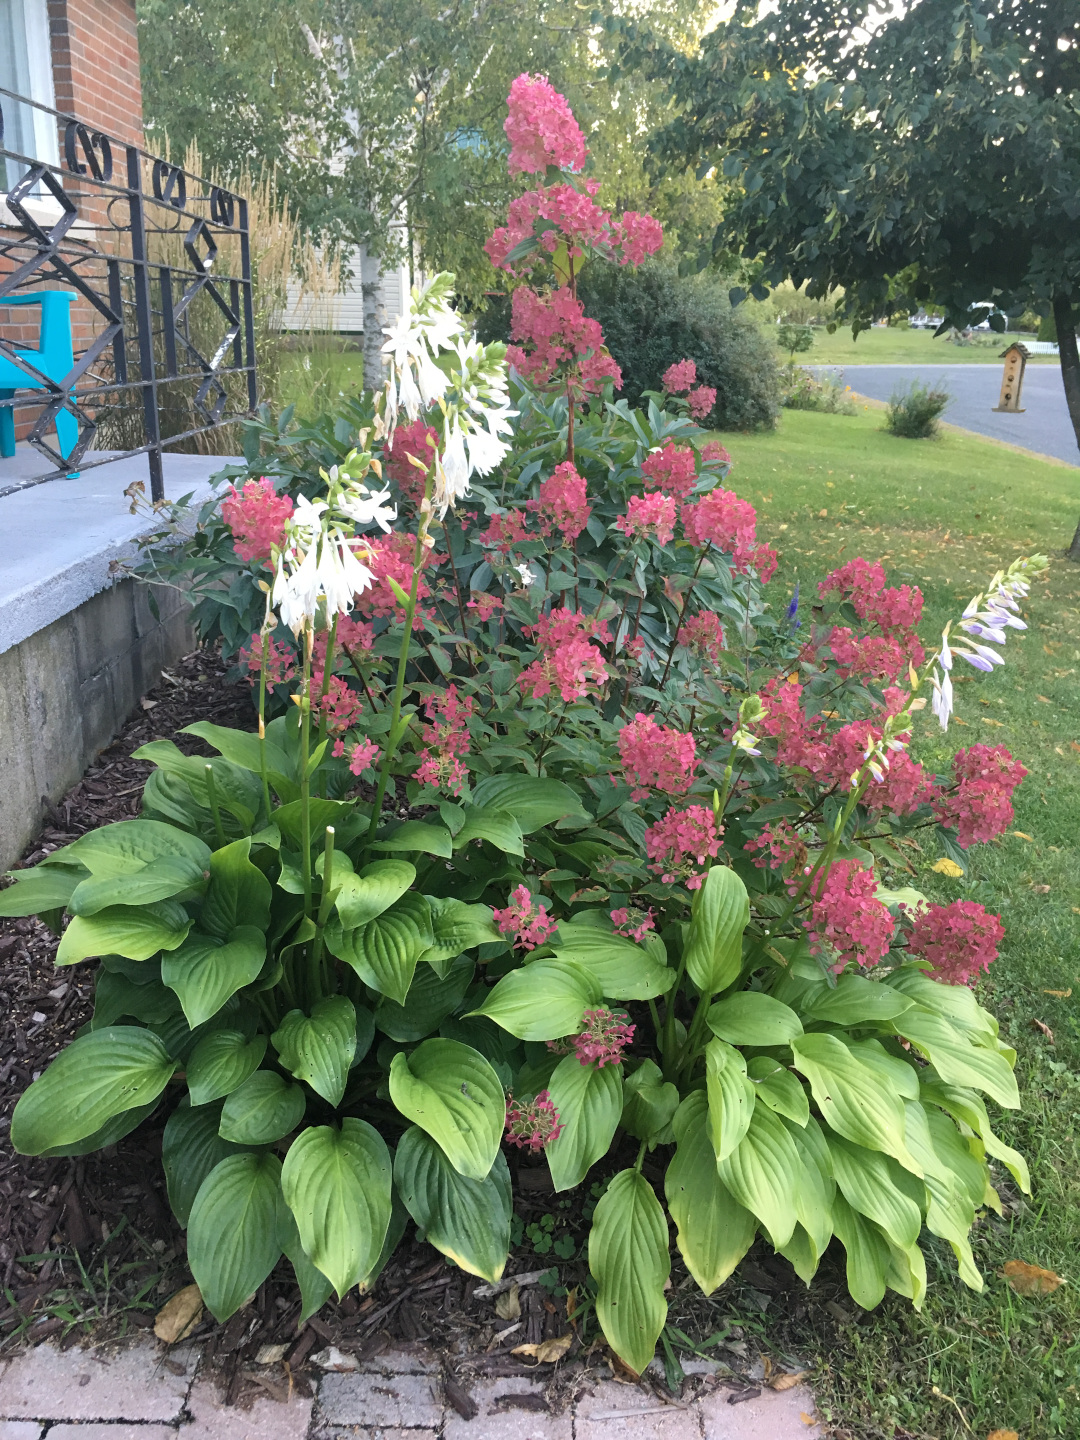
[
  {"left": 1042, "top": 988, "right": 1072, "bottom": 999},
  {"left": 982, "top": 717, "right": 1005, "bottom": 727},
  {"left": 932, "top": 858, "right": 964, "bottom": 878},
  {"left": 771, "top": 1371, "right": 809, "bottom": 1391},
  {"left": 986, "top": 1431, "right": 1020, "bottom": 1440},
  {"left": 801, "top": 1413, "right": 818, "bottom": 1427},
  {"left": 1002, "top": 1260, "right": 1065, "bottom": 1296},
  {"left": 1031, "top": 883, "right": 1051, "bottom": 893},
  {"left": 818, "top": 508, "right": 828, "bottom": 517},
  {"left": 154, "top": 1283, "right": 203, "bottom": 1343},
  {"left": 1071, "top": 741, "right": 1080, "bottom": 754},
  {"left": 1037, "top": 695, "right": 1053, "bottom": 704},
  {"left": 1031, "top": 1019, "right": 1055, "bottom": 1044},
  {"left": 512, "top": 1332, "right": 573, "bottom": 1365},
  {"left": 1012, "top": 831, "right": 1034, "bottom": 842},
  {"left": 494, "top": 1284, "right": 520, "bottom": 1322}
]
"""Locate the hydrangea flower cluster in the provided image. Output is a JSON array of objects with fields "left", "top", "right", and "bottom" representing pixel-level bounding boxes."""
[
  {"left": 819, "top": 559, "right": 925, "bottom": 677},
  {"left": 355, "top": 532, "right": 437, "bottom": 627},
  {"left": 681, "top": 487, "right": 778, "bottom": 581},
  {"left": 504, "top": 1089, "right": 564, "bottom": 1151},
  {"left": 337, "top": 737, "right": 380, "bottom": 776},
  {"left": 806, "top": 859, "right": 895, "bottom": 969},
  {"left": 640, "top": 442, "right": 698, "bottom": 500},
  {"left": 384, "top": 419, "right": 438, "bottom": 503},
  {"left": 618, "top": 713, "right": 696, "bottom": 801},
  {"left": 571, "top": 1008, "right": 636, "bottom": 1066},
  {"left": 504, "top": 73, "right": 587, "bottom": 175},
  {"left": 506, "top": 286, "right": 622, "bottom": 397},
  {"left": 610, "top": 906, "right": 656, "bottom": 943},
  {"left": 660, "top": 358, "right": 716, "bottom": 421},
  {"left": 526, "top": 460, "right": 591, "bottom": 541},
  {"left": 906, "top": 900, "right": 1004, "bottom": 985},
  {"left": 467, "top": 591, "right": 504, "bottom": 622},
  {"left": 238, "top": 634, "right": 297, "bottom": 688},
  {"left": 616, "top": 491, "right": 677, "bottom": 547},
  {"left": 315, "top": 674, "right": 364, "bottom": 734},
  {"left": 644, "top": 806, "right": 722, "bottom": 888},
  {"left": 933, "top": 743, "right": 1028, "bottom": 846},
  {"left": 519, "top": 608, "right": 610, "bottom": 703},
  {"left": 744, "top": 819, "right": 807, "bottom": 872},
  {"left": 221, "top": 478, "right": 294, "bottom": 564},
  {"left": 415, "top": 684, "right": 474, "bottom": 796},
  {"left": 479, "top": 509, "right": 528, "bottom": 554},
  {"left": 493, "top": 884, "right": 557, "bottom": 951},
  {"left": 680, "top": 611, "right": 725, "bottom": 662}
]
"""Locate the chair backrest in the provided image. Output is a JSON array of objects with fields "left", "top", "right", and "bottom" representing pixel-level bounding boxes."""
[{"left": 0, "top": 290, "right": 76, "bottom": 373}]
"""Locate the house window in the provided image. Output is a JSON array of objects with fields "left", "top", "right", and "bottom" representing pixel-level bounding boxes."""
[{"left": 0, "top": 0, "right": 59, "bottom": 191}]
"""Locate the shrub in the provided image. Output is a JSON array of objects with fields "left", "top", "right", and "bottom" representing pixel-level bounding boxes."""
[
  {"left": 885, "top": 380, "right": 950, "bottom": 438},
  {"left": 777, "top": 322, "right": 815, "bottom": 360},
  {"left": 782, "top": 367, "right": 857, "bottom": 414}
]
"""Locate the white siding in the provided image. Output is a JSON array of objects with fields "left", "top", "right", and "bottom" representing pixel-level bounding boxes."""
[{"left": 282, "top": 246, "right": 411, "bottom": 335}]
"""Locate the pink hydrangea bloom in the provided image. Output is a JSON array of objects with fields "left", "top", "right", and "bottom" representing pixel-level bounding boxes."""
[
  {"left": 757, "top": 677, "right": 830, "bottom": 773},
  {"left": 610, "top": 905, "right": 656, "bottom": 943},
  {"left": 614, "top": 211, "right": 664, "bottom": 265},
  {"left": 317, "top": 615, "right": 377, "bottom": 668},
  {"left": 819, "top": 559, "right": 925, "bottom": 639},
  {"left": 313, "top": 674, "right": 364, "bottom": 734},
  {"left": 354, "top": 532, "right": 436, "bottom": 628},
  {"left": 486, "top": 183, "right": 613, "bottom": 272},
  {"left": 828, "top": 627, "right": 911, "bottom": 683},
  {"left": 221, "top": 478, "right": 294, "bottom": 564},
  {"left": 681, "top": 486, "right": 757, "bottom": 551},
  {"left": 519, "top": 608, "right": 610, "bottom": 703},
  {"left": 616, "top": 491, "right": 677, "bottom": 547},
  {"left": 680, "top": 610, "right": 725, "bottom": 662},
  {"left": 906, "top": 900, "right": 1004, "bottom": 985},
  {"left": 862, "top": 750, "right": 934, "bottom": 816},
  {"left": 933, "top": 743, "right": 1028, "bottom": 847},
  {"left": 333, "top": 737, "right": 380, "bottom": 775},
  {"left": 701, "top": 440, "right": 731, "bottom": 467},
  {"left": 573, "top": 1008, "right": 635, "bottom": 1067},
  {"left": 504, "top": 1089, "right": 564, "bottom": 1151},
  {"left": 744, "top": 819, "right": 807, "bottom": 872},
  {"left": 687, "top": 385, "right": 717, "bottom": 421},
  {"left": 662, "top": 359, "right": 697, "bottom": 392},
  {"left": 415, "top": 684, "right": 474, "bottom": 797},
  {"left": 618, "top": 713, "right": 696, "bottom": 800},
  {"left": 238, "top": 633, "right": 297, "bottom": 688},
  {"left": 493, "top": 884, "right": 557, "bottom": 951},
  {"left": 640, "top": 442, "right": 698, "bottom": 500},
  {"left": 504, "top": 73, "right": 587, "bottom": 176},
  {"left": 467, "top": 591, "right": 505, "bottom": 622},
  {"left": 644, "top": 805, "right": 722, "bottom": 889},
  {"left": 806, "top": 859, "right": 895, "bottom": 969},
  {"left": 477, "top": 509, "right": 528, "bottom": 553},
  {"left": 527, "top": 461, "right": 591, "bottom": 541},
  {"left": 507, "top": 286, "right": 622, "bottom": 396},
  {"left": 384, "top": 419, "right": 438, "bottom": 503}
]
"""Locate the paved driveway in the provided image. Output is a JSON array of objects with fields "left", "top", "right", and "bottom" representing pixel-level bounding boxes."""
[{"left": 816, "top": 362, "right": 1080, "bottom": 467}]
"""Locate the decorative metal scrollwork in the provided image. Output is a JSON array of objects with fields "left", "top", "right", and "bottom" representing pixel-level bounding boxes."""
[
  {"left": 63, "top": 121, "right": 113, "bottom": 182},
  {"left": 151, "top": 158, "right": 187, "bottom": 210}
]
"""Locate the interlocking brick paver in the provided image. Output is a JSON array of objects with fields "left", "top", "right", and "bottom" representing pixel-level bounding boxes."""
[
  {"left": 320, "top": 1431, "right": 437, "bottom": 1440},
  {"left": 699, "top": 1382, "right": 817, "bottom": 1438},
  {"left": 317, "top": 1370, "right": 443, "bottom": 1429},
  {"left": 0, "top": 1341, "right": 195, "bottom": 1423},
  {"left": 443, "top": 1375, "right": 566, "bottom": 1440},
  {"left": 575, "top": 1381, "right": 703, "bottom": 1440},
  {"left": 0, "top": 1424, "right": 43, "bottom": 1440},
  {"left": 184, "top": 1377, "right": 313, "bottom": 1440},
  {"left": 355, "top": 1347, "right": 443, "bottom": 1376},
  {"left": 48, "top": 1427, "right": 177, "bottom": 1440}
]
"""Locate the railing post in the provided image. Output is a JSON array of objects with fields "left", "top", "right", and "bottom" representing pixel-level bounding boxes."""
[
  {"left": 125, "top": 143, "right": 164, "bottom": 502},
  {"left": 238, "top": 196, "right": 258, "bottom": 413}
]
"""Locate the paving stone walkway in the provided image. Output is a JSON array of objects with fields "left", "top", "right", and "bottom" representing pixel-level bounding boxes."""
[{"left": 0, "top": 1339, "right": 818, "bottom": 1439}]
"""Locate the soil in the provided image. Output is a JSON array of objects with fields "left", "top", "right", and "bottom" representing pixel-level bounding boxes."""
[{"left": 0, "top": 645, "right": 844, "bottom": 1413}]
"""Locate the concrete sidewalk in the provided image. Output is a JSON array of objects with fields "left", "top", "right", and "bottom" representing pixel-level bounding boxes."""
[{"left": 0, "top": 1337, "right": 818, "bottom": 1439}]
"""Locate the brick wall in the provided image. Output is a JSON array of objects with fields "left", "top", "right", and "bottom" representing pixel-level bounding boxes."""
[{"left": 47, "top": 0, "right": 144, "bottom": 145}]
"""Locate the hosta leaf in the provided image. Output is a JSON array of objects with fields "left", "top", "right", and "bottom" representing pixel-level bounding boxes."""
[
  {"left": 683, "top": 865, "right": 749, "bottom": 996},
  {"left": 218, "top": 1070, "right": 306, "bottom": 1145},
  {"left": 784, "top": 1115, "right": 835, "bottom": 1263},
  {"left": 272, "top": 996, "right": 357, "bottom": 1105},
  {"left": 187, "top": 1152, "right": 285, "bottom": 1320},
  {"left": 705, "top": 1037, "right": 755, "bottom": 1163},
  {"left": 920, "top": 1079, "right": 1030, "bottom": 1192},
  {"left": 187, "top": 1030, "right": 268, "bottom": 1106},
  {"left": 181, "top": 720, "right": 294, "bottom": 784},
  {"left": 826, "top": 1135, "right": 923, "bottom": 1250},
  {"left": 91, "top": 970, "right": 182, "bottom": 1028},
  {"left": 334, "top": 859, "right": 416, "bottom": 930},
  {"left": 35, "top": 1098, "right": 162, "bottom": 1158},
  {"left": 388, "top": 1038, "right": 504, "bottom": 1181},
  {"left": 902, "top": 1101, "right": 982, "bottom": 1290},
  {"left": 327, "top": 892, "right": 433, "bottom": 1004},
  {"left": 0, "top": 866, "right": 85, "bottom": 917},
  {"left": 667, "top": 1092, "right": 756, "bottom": 1295},
  {"left": 68, "top": 856, "right": 206, "bottom": 917},
  {"left": 747, "top": 1055, "right": 809, "bottom": 1126},
  {"left": 708, "top": 991, "right": 803, "bottom": 1046},
  {"left": 846, "top": 1037, "right": 921, "bottom": 1100},
  {"left": 621, "top": 1059, "right": 679, "bottom": 1143},
  {"left": 56, "top": 901, "right": 192, "bottom": 965},
  {"left": 421, "top": 898, "right": 501, "bottom": 967},
  {"left": 468, "top": 958, "right": 601, "bottom": 1041},
  {"left": 544, "top": 1054, "right": 623, "bottom": 1191},
  {"left": 470, "top": 775, "right": 586, "bottom": 833},
  {"left": 161, "top": 926, "right": 267, "bottom": 1028},
  {"left": 886, "top": 966, "right": 998, "bottom": 1040},
  {"left": 803, "top": 973, "right": 914, "bottom": 1026},
  {"left": 162, "top": 1100, "right": 246, "bottom": 1226},
  {"left": 374, "top": 954, "right": 474, "bottom": 1043},
  {"left": 830, "top": 1192, "right": 889, "bottom": 1311},
  {"left": 717, "top": 1100, "right": 803, "bottom": 1248},
  {"left": 550, "top": 925, "right": 675, "bottom": 1001},
  {"left": 11, "top": 1027, "right": 177, "bottom": 1155},
  {"left": 791, "top": 1032, "right": 922, "bottom": 1175},
  {"left": 372, "top": 821, "right": 453, "bottom": 858},
  {"left": 132, "top": 742, "right": 263, "bottom": 828},
  {"left": 394, "top": 1126, "right": 512, "bottom": 1283},
  {"left": 63, "top": 819, "right": 211, "bottom": 877},
  {"left": 281, "top": 1119, "right": 393, "bottom": 1297},
  {"left": 273, "top": 798, "right": 353, "bottom": 849},
  {"left": 589, "top": 1170, "right": 669, "bottom": 1375},
  {"left": 892, "top": 1007, "right": 1019, "bottom": 1109},
  {"left": 278, "top": 1209, "right": 335, "bottom": 1323},
  {"left": 453, "top": 807, "right": 525, "bottom": 857},
  {"left": 200, "top": 837, "right": 272, "bottom": 939}
]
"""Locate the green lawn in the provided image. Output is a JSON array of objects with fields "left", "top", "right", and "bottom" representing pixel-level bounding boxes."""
[
  {"left": 278, "top": 345, "right": 365, "bottom": 417},
  {"left": 722, "top": 407, "right": 1080, "bottom": 1439},
  {"left": 799, "top": 325, "right": 1058, "bottom": 367}
]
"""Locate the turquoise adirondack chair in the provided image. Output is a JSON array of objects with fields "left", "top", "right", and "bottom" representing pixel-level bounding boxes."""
[{"left": 0, "top": 290, "right": 79, "bottom": 465}]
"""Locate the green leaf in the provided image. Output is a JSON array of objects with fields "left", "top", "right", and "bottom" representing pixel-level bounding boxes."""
[
  {"left": 35, "top": 1098, "right": 163, "bottom": 1158},
  {"left": 281, "top": 1119, "right": 393, "bottom": 1297},
  {"left": 273, "top": 798, "right": 354, "bottom": 850},
  {"left": 467, "top": 958, "right": 601, "bottom": 1041},
  {"left": 132, "top": 743, "right": 263, "bottom": 828},
  {"left": 830, "top": 1191, "right": 889, "bottom": 1310},
  {"left": 0, "top": 866, "right": 84, "bottom": 917},
  {"left": 716, "top": 1100, "right": 803, "bottom": 1247},
  {"left": 589, "top": 1170, "right": 669, "bottom": 1375},
  {"left": 707, "top": 992, "right": 803, "bottom": 1046},
  {"left": 388, "top": 1038, "right": 504, "bottom": 1181},
  {"left": 272, "top": 996, "right": 357, "bottom": 1106},
  {"left": 181, "top": 720, "right": 294, "bottom": 784},
  {"left": 374, "top": 954, "right": 474, "bottom": 1043},
  {"left": 334, "top": 859, "right": 416, "bottom": 930},
  {"left": 803, "top": 973, "right": 914, "bottom": 1026},
  {"left": 394, "top": 1126, "right": 512, "bottom": 1283},
  {"left": 920, "top": 1079, "right": 1030, "bottom": 1192},
  {"left": 162, "top": 926, "right": 267, "bottom": 1028},
  {"left": 63, "top": 819, "right": 211, "bottom": 878},
  {"left": 470, "top": 775, "right": 586, "bottom": 833},
  {"left": 886, "top": 966, "right": 998, "bottom": 1041},
  {"left": 666, "top": 1092, "right": 756, "bottom": 1295},
  {"left": 11, "top": 1027, "right": 177, "bottom": 1155},
  {"left": 705, "top": 1037, "right": 755, "bottom": 1163},
  {"left": 892, "top": 1007, "right": 1019, "bottom": 1109},
  {"left": 550, "top": 925, "right": 674, "bottom": 1001},
  {"left": 68, "top": 860, "right": 206, "bottom": 918},
  {"left": 791, "top": 1032, "right": 922, "bottom": 1175},
  {"left": 453, "top": 807, "right": 525, "bottom": 857},
  {"left": 421, "top": 898, "right": 501, "bottom": 967},
  {"left": 747, "top": 1055, "right": 810, "bottom": 1126},
  {"left": 784, "top": 1114, "right": 836, "bottom": 1264},
  {"left": 188, "top": 1152, "right": 285, "bottom": 1320},
  {"left": 162, "top": 1100, "right": 246, "bottom": 1226},
  {"left": 327, "top": 893, "right": 433, "bottom": 1004},
  {"left": 91, "top": 970, "right": 182, "bottom": 1028},
  {"left": 187, "top": 1030, "right": 268, "bottom": 1106},
  {"left": 621, "top": 1059, "right": 679, "bottom": 1143},
  {"left": 56, "top": 901, "right": 192, "bottom": 966},
  {"left": 219, "top": 1070, "right": 306, "bottom": 1145},
  {"left": 902, "top": 1100, "right": 982, "bottom": 1290},
  {"left": 826, "top": 1135, "right": 923, "bottom": 1250},
  {"left": 544, "top": 1053, "right": 623, "bottom": 1191},
  {"left": 683, "top": 865, "right": 749, "bottom": 996},
  {"left": 846, "top": 1037, "right": 921, "bottom": 1100},
  {"left": 279, "top": 1209, "right": 335, "bottom": 1323},
  {"left": 372, "top": 821, "right": 453, "bottom": 858},
  {"left": 200, "top": 837, "right": 272, "bottom": 939}
]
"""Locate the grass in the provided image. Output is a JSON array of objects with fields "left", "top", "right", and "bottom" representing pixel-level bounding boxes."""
[
  {"left": 278, "top": 343, "right": 365, "bottom": 417},
  {"left": 798, "top": 325, "right": 1058, "bottom": 367},
  {"left": 721, "top": 406, "right": 1080, "bottom": 1439}
]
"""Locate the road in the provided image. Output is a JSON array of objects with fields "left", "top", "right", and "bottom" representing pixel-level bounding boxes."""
[{"left": 816, "top": 362, "right": 1080, "bottom": 467}]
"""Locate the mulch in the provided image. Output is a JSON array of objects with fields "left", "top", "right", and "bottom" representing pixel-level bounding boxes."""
[{"left": 0, "top": 644, "right": 831, "bottom": 1413}]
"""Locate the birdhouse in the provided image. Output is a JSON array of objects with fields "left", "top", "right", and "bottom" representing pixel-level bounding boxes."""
[{"left": 993, "top": 341, "right": 1029, "bottom": 413}]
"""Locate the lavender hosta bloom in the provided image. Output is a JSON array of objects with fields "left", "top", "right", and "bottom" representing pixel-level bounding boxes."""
[{"left": 786, "top": 582, "right": 800, "bottom": 624}]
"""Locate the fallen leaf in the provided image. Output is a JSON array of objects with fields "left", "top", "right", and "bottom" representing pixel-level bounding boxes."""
[
  {"left": 495, "top": 1284, "right": 521, "bottom": 1322},
  {"left": 762, "top": 1355, "right": 774, "bottom": 1381},
  {"left": 1036, "top": 695, "right": 1053, "bottom": 704},
  {"left": 982, "top": 717, "right": 1005, "bottom": 727},
  {"left": 1012, "top": 831, "right": 1034, "bottom": 842},
  {"left": 140, "top": 697, "right": 158, "bottom": 711},
  {"left": 818, "top": 508, "right": 828, "bottom": 517},
  {"left": 1031, "top": 1019, "right": 1054, "bottom": 1044},
  {"left": 1032, "top": 884, "right": 1051, "bottom": 894},
  {"left": 801, "top": 1414, "right": 818, "bottom": 1427},
  {"left": 311, "top": 1346, "right": 360, "bottom": 1372},
  {"left": 1042, "top": 988, "right": 1072, "bottom": 999},
  {"left": 932, "top": 858, "right": 964, "bottom": 878},
  {"left": 1071, "top": 742, "right": 1080, "bottom": 754},
  {"left": 952, "top": 717, "right": 969, "bottom": 726},
  {"left": 255, "top": 1343, "right": 288, "bottom": 1365},
  {"left": 1002, "top": 1260, "right": 1065, "bottom": 1296},
  {"left": 512, "top": 1332, "right": 573, "bottom": 1365},
  {"left": 154, "top": 1284, "right": 203, "bottom": 1344},
  {"left": 987, "top": 1430, "right": 1020, "bottom": 1440},
  {"left": 772, "top": 1371, "right": 810, "bottom": 1391}
]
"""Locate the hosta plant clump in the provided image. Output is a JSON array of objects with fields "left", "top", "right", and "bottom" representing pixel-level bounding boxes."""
[{"left": 3, "top": 76, "right": 1043, "bottom": 1376}]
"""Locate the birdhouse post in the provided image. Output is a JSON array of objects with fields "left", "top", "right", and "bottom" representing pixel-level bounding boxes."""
[{"left": 993, "top": 341, "right": 1029, "bottom": 413}]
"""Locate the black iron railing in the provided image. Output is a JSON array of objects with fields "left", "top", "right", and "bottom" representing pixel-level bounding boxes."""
[{"left": 0, "top": 88, "right": 257, "bottom": 499}]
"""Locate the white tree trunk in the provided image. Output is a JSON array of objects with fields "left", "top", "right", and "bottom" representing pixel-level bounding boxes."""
[{"left": 361, "top": 247, "right": 385, "bottom": 395}]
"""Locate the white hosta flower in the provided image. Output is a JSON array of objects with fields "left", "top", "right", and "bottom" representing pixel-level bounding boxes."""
[
  {"left": 338, "top": 481, "right": 397, "bottom": 533},
  {"left": 382, "top": 273, "right": 463, "bottom": 429},
  {"left": 271, "top": 494, "right": 374, "bottom": 634},
  {"left": 514, "top": 561, "right": 537, "bottom": 588},
  {"left": 931, "top": 666, "right": 953, "bottom": 730}
]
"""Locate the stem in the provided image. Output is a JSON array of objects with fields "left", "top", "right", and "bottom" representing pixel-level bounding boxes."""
[
  {"left": 633, "top": 1138, "right": 647, "bottom": 1173},
  {"left": 316, "top": 612, "right": 339, "bottom": 796},
  {"left": 657, "top": 548, "right": 707, "bottom": 693},
  {"left": 300, "top": 627, "right": 314, "bottom": 920},
  {"left": 661, "top": 949, "right": 688, "bottom": 1080},
  {"left": 317, "top": 826, "right": 336, "bottom": 927},
  {"left": 258, "top": 632, "right": 271, "bottom": 820},
  {"left": 204, "top": 764, "right": 226, "bottom": 847},
  {"left": 311, "top": 825, "right": 335, "bottom": 994}
]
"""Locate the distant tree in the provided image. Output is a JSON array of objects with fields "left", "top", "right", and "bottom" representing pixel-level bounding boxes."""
[
  {"left": 776, "top": 323, "right": 815, "bottom": 363},
  {"left": 614, "top": 0, "right": 1080, "bottom": 554}
]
